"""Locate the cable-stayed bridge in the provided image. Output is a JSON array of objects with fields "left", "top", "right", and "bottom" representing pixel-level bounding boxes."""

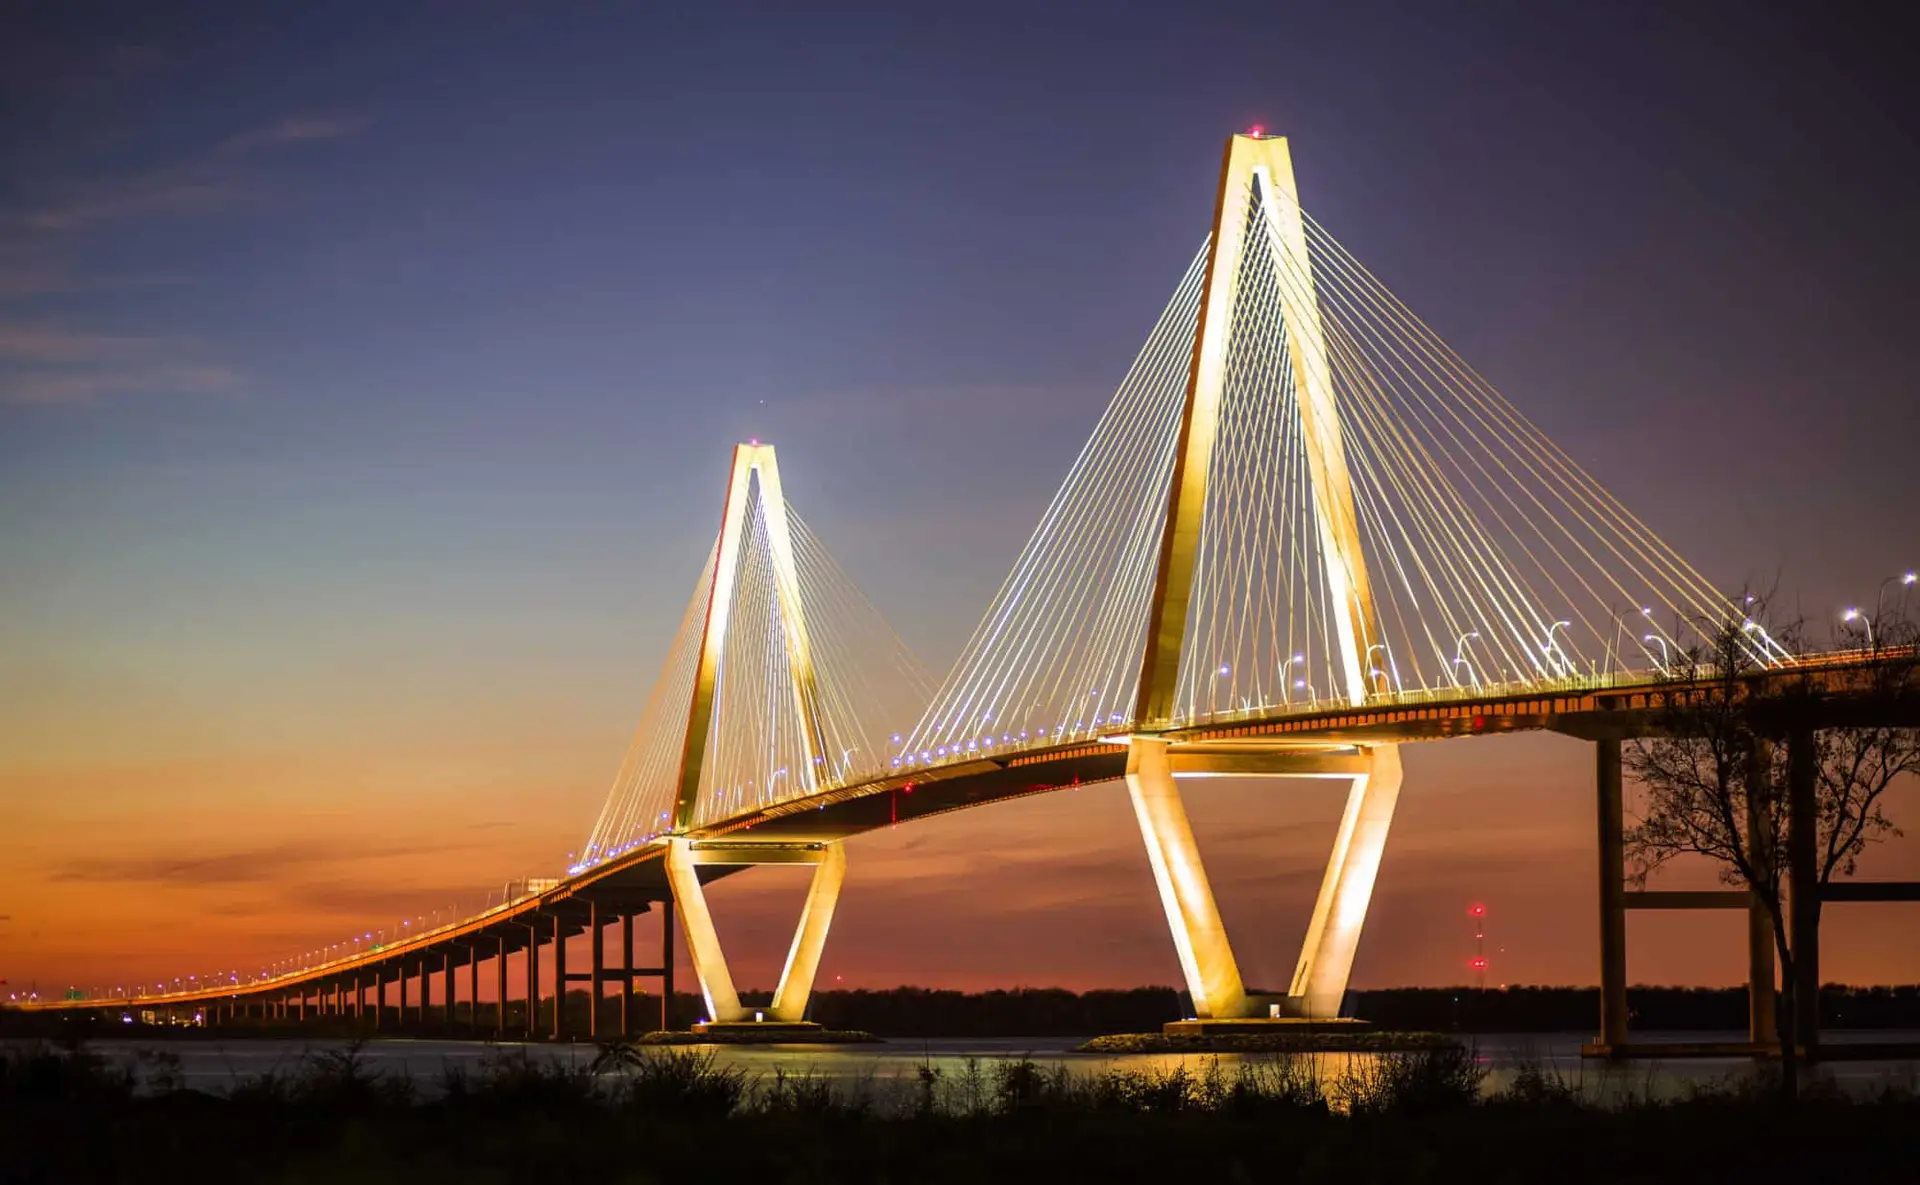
[{"left": 26, "top": 134, "right": 1916, "bottom": 1050}]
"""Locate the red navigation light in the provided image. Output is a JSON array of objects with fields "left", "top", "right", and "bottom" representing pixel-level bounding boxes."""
[
  {"left": 1469, "top": 904, "right": 1486, "bottom": 918},
  {"left": 1247, "top": 124, "right": 1266, "bottom": 138},
  {"left": 1470, "top": 957, "right": 1488, "bottom": 971}
]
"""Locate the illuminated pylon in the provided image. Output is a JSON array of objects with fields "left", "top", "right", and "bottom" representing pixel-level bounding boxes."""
[
  {"left": 672, "top": 443, "right": 827, "bottom": 830},
  {"left": 1130, "top": 133, "right": 1403, "bottom": 1020},
  {"left": 666, "top": 443, "right": 845, "bottom": 1025}
]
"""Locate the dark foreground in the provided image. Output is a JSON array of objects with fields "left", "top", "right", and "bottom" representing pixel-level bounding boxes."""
[{"left": 3, "top": 1041, "right": 1916, "bottom": 1184}]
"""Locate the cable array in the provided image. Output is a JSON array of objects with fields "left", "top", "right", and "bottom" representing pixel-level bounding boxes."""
[
  {"left": 902, "top": 172, "right": 1755, "bottom": 767},
  {"left": 579, "top": 481, "right": 933, "bottom": 866},
  {"left": 578, "top": 544, "right": 715, "bottom": 865},
  {"left": 898, "top": 246, "right": 1209, "bottom": 764},
  {"left": 1172, "top": 181, "right": 1748, "bottom": 723}
]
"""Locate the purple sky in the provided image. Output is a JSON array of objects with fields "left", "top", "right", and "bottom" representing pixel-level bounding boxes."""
[{"left": 3, "top": 1, "right": 1916, "bottom": 994}]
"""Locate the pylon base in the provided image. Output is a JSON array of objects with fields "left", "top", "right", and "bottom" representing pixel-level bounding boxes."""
[{"left": 1163, "top": 1017, "right": 1371, "bottom": 1037}]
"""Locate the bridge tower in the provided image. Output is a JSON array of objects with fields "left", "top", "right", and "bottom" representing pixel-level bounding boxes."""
[
  {"left": 661, "top": 442, "right": 848, "bottom": 1026},
  {"left": 1130, "top": 132, "right": 1403, "bottom": 1020}
]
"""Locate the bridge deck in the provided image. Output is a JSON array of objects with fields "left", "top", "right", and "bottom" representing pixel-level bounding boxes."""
[{"left": 21, "top": 648, "right": 1912, "bottom": 1016}]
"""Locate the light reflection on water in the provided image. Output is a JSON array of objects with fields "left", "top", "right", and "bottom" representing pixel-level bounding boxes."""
[{"left": 16, "top": 1033, "right": 1918, "bottom": 1104}]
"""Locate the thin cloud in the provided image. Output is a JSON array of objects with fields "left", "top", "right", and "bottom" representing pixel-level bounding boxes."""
[
  {"left": 0, "top": 363, "right": 241, "bottom": 407},
  {"left": 0, "top": 113, "right": 362, "bottom": 405},
  {"left": 217, "top": 115, "right": 366, "bottom": 155},
  {"left": 14, "top": 113, "right": 363, "bottom": 234},
  {"left": 0, "top": 323, "right": 157, "bottom": 363},
  {"left": 47, "top": 836, "right": 471, "bottom": 886},
  {"left": 0, "top": 321, "right": 242, "bottom": 406}
]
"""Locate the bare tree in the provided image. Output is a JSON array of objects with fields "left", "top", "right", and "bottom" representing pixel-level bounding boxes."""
[{"left": 1624, "top": 594, "right": 1918, "bottom": 1099}]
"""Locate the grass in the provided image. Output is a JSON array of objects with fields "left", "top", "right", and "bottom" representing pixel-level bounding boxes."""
[{"left": 1, "top": 1039, "right": 1916, "bottom": 1183}]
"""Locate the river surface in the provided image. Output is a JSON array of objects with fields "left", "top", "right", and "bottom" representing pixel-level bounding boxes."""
[{"left": 19, "top": 1032, "right": 1918, "bottom": 1103}]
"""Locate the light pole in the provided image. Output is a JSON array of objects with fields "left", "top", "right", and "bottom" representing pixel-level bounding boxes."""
[
  {"left": 1280, "top": 653, "right": 1306, "bottom": 703},
  {"left": 1452, "top": 632, "right": 1481, "bottom": 689},
  {"left": 1543, "top": 620, "right": 1573, "bottom": 678},
  {"left": 1741, "top": 619, "right": 1790, "bottom": 664},
  {"left": 1644, "top": 634, "right": 1671, "bottom": 671},
  {"left": 1365, "top": 644, "right": 1399, "bottom": 696},
  {"left": 1876, "top": 572, "right": 1917, "bottom": 623},
  {"left": 1843, "top": 608, "right": 1875, "bottom": 649}
]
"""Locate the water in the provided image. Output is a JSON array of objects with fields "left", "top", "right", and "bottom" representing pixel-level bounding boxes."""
[{"left": 19, "top": 1032, "right": 1918, "bottom": 1103}]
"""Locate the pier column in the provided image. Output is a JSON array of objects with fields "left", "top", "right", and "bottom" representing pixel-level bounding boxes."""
[
  {"left": 1787, "top": 725, "right": 1820, "bottom": 1058},
  {"left": 660, "top": 899, "right": 675, "bottom": 1031},
  {"left": 1126, "top": 736, "right": 1249, "bottom": 1019},
  {"left": 552, "top": 913, "right": 569, "bottom": 1041},
  {"left": 665, "top": 838, "right": 743, "bottom": 1023},
  {"left": 524, "top": 922, "right": 541, "bottom": 1038},
  {"left": 496, "top": 937, "right": 508, "bottom": 1034},
  {"left": 467, "top": 947, "right": 479, "bottom": 1030},
  {"left": 771, "top": 842, "right": 847, "bottom": 1023},
  {"left": 620, "top": 911, "right": 635, "bottom": 1037},
  {"left": 589, "top": 902, "right": 605, "bottom": 1039},
  {"left": 1289, "top": 744, "right": 1403, "bottom": 1018},
  {"left": 1596, "top": 737, "right": 1629, "bottom": 1050},
  {"left": 1746, "top": 740, "right": 1777, "bottom": 1046}
]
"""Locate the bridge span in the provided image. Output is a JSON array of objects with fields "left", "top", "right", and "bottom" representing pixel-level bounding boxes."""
[{"left": 19, "top": 133, "right": 1917, "bottom": 1057}]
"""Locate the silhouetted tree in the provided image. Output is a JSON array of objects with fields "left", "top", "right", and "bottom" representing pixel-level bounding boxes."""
[{"left": 1624, "top": 593, "right": 1918, "bottom": 1099}]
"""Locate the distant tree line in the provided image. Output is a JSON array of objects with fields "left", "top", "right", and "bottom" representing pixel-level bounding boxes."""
[{"left": 12, "top": 984, "right": 1920, "bottom": 1040}]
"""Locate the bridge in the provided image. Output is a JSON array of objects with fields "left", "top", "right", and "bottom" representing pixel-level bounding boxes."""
[{"left": 22, "top": 133, "right": 1916, "bottom": 1054}]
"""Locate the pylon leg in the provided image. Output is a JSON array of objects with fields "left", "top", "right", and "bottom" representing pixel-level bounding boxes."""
[
  {"left": 1127, "top": 736, "right": 1251, "bottom": 1019},
  {"left": 665, "top": 838, "right": 744, "bottom": 1023},
  {"left": 1289, "top": 743, "right": 1402, "bottom": 1018},
  {"left": 770, "top": 842, "right": 846, "bottom": 1022}
]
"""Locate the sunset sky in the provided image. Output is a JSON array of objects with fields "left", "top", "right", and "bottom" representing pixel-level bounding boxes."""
[{"left": 4, "top": 2, "right": 1916, "bottom": 998}]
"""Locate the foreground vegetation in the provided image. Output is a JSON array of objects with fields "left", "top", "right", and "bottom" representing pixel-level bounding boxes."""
[{"left": 3, "top": 1040, "right": 1917, "bottom": 1183}]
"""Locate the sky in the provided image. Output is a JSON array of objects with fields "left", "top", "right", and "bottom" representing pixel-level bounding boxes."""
[{"left": 3, "top": 0, "right": 1917, "bottom": 998}]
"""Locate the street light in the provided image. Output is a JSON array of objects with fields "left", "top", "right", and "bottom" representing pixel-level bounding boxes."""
[
  {"left": 1843, "top": 608, "right": 1876, "bottom": 649},
  {"left": 1543, "top": 621, "right": 1573, "bottom": 677},
  {"left": 1280, "top": 653, "right": 1306, "bottom": 703},
  {"left": 1365, "top": 644, "right": 1399, "bottom": 696},
  {"left": 1876, "top": 572, "right": 1917, "bottom": 623},
  {"left": 1741, "top": 619, "right": 1790, "bottom": 664},
  {"left": 1452, "top": 632, "right": 1481, "bottom": 689},
  {"left": 1644, "top": 634, "right": 1671, "bottom": 671}
]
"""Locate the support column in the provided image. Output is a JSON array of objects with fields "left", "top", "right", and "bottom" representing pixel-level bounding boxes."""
[
  {"left": 1595, "top": 738, "right": 1629, "bottom": 1049},
  {"left": 771, "top": 842, "right": 847, "bottom": 1022},
  {"left": 525, "top": 924, "right": 541, "bottom": 1038},
  {"left": 1288, "top": 744, "right": 1403, "bottom": 1018},
  {"left": 415, "top": 963, "right": 428, "bottom": 1028},
  {"left": 1125, "top": 737, "right": 1249, "bottom": 1019},
  {"left": 589, "top": 902, "right": 605, "bottom": 1040},
  {"left": 620, "top": 911, "right": 635, "bottom": 1037},
  {"left": 1746, "top": 739, "right": 1777, "bottom": 1046},
  {"left": 467, "top": 946, "right": 479, "bottom": 1031},
  {"left": 1787, "top": 725, "right": 1820, "bottom": 1058},
  {"left": 552, "top": 914, "right": 569, "bottom": 1041},
  {"left": 439, "top": 952, "right": 453, "bottom": 1029},
  {"left": 665, "top": 839, "right": 744, "bottom": 1023},
  {"left": 496, "top": 937, "right": 508, "bottom": 1035},
  {"left": 660, "top": 899, "right": 676, "bottom": 1031}
]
